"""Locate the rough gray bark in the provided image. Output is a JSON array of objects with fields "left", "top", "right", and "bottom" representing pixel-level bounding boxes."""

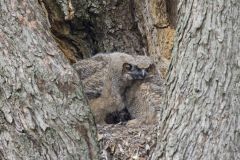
[
  {"left": 152, "top": 0, "right": 240, "bottom": 159},
  {"left": 0, "top": 0, "right": 99, "bottom": 159}
]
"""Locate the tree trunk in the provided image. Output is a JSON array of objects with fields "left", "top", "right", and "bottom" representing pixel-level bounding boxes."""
[
  {"left": 0, "top": 0, "right": 99, "bottom": 159},
  {"left": 152, "top": 0, "right": 240, "bottom": 159}
]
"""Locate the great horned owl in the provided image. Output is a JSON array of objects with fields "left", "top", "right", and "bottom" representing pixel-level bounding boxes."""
[{"left": 73, "top": 52, "right": 157, "bottom": 124}]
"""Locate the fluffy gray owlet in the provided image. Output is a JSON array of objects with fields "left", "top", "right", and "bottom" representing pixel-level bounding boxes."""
[{"left": 73, "top": 52, "right": 159, "bottom": 124}]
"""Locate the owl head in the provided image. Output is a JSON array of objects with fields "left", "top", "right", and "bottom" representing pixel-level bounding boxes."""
[{"left": 122, "top": 62, "right": 156, "bottom": 81}]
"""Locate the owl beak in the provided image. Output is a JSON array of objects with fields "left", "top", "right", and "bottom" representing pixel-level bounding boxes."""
[
  {"left": 135, "top": 69, "right": 147, "bottom": 79},
  {"left": 130, "top": 68, "right": 148, "bottom": 80},
  {"left": 141, "top": 69, "right": 147, "bottom": 78}
]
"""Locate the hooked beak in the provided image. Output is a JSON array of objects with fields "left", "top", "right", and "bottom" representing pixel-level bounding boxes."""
[
  {"left": 140, "top": 69, "right": 147, "bottom": 78},
  {"left": 133, "top": 69, "right": 147, "bottom": 80}
]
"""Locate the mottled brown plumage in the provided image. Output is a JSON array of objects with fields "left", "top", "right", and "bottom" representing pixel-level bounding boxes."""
[{"left": 74, "top": 52, "right": 162, "bottom": 124}]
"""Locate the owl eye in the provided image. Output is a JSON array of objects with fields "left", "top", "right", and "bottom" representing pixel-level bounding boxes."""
[
  {"left": 146, "top": 64, "right": 156, "bottom": 73},
  {"left": 122, "top": 63, "right": 132, "bottom": 71}
]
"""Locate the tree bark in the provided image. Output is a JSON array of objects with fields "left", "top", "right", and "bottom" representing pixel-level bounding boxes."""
[
  {"left": 152, "top": 0, "right": 240, "bottom": 159},
  {"left": 0, "top": 0, "right": 99, "bottom": 159}
]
